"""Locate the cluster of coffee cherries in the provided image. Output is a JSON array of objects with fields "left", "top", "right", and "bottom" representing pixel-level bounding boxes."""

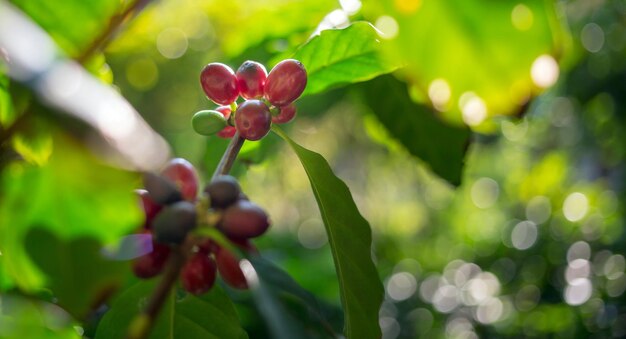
[
  {"left": 192, "top": 59, "right": 307, "bottom": 141},
  {"left": 132, "top": 158, "right": 270, "bottom": 294}
]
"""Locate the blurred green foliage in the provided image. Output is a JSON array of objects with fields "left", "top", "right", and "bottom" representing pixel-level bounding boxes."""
[{"left": 1, "top": 0, "right": 626, "bottom": 338}]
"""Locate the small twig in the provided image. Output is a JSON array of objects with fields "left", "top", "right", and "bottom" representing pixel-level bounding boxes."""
[
  {"left": 76, "top": 0, "right": 153, "bottom": 64},
  {"left": 212, "top": 133, "right": 245, "bottom": 180},
  {"left": 127, "top": 133, "right": 245, "bottom": 339}
]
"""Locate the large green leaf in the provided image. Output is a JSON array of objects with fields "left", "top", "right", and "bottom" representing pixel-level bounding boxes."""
[
  {"left": 357, "top": 75, "right": 470, "bottom": 185},
  {"left": 0, "top": 133, "right": 141, "bottom": 291},
  {"left": 9, "top": 0, "right": 119, "bottom": 56},
  {"left": 24, "top": 228, "right": 128, "bottom": 319},
  {"left": 293, "top": 21, "right": 400, "bottom": 97},
  {"left": 248, "top": 255, "right": 342, "bottom": 337},
  {"left": 96, "top": 281, "right": 247, "bottom": 339},
  {"left": 0, "top": 294, "right": 80, "bottom": 339},
  {"left": 362, "top": 0, "right": 567, "bottom": 126},
  {"left": 272, "top": 126, "right": 383, "bottom": 339}
]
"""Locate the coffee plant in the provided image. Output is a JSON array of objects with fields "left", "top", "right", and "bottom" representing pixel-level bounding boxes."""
[{"left": 1, "top": 1, "right": 626, "bottom": 339}]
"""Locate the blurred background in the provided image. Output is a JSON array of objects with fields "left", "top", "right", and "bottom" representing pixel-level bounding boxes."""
[{"left": 2, "top": 0, "right": 626, "bottom": 338}]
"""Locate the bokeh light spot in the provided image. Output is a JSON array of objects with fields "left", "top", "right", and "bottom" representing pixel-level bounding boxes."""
[
  {"left": 565, "top": 278, "right": 592, "bottom": 305},
  {"left": 428, "top": 78, "right": 451, "bottom": 111},
  {"left": 511, "top": 4, "right": 534, "bottom": 31},
  {"left": 375, "top": 16, "right": 399, "bottom": 39},
  {"left": 156, "top": 28, "right": 188, "bottom": 59},
  {"left": 394, "top": 0, "right": 422, "bottom": 14},
  {"left": 297, "top": 218, "right": 328, "bottom": 249},
  {"left": 460, "top": 92, "right": 487, "bottom": 126},
  {"left": 126, "top": 57, "right": 158, "bottom": 90},
  {"left": 581, "top": 23, "right": 605, "bottom": 53},
  {"left": 511, "top": 221, "right": 538, "bottom": 250},
  {"left": 563, "top": 192, "right": 589, "bottom": 222},
  {"left": 531, "top": 55, "right": 559, "bottom": 88},
  {"left": 526, "top": 196, "right": 551, "bottom": 224},
  {"left": 387, "top": 272, "right": 418, "bottom": 301},
  {"left": 470, "top": 177, "right": 499, "bottom": 209}
]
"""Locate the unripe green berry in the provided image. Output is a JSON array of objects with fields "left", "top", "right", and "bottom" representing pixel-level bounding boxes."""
[{"left": 192, "top": 110, "right": 228, "bottom": 136}]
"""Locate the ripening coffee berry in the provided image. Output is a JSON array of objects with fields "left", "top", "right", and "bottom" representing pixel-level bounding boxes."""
[
  {"left": 180, "top": 253, "right": 217, "bottom": 295},
  {"left": 234, "top": 100, "right": 271, "bottom": 141},
  {"left": 161, "top": 158, "right": 199, "bottom": 202},
  {"left": 264, "top": 59, "right": 307, "bottom": 107},
  {"left": 143, "top": 172, "right": 183, "bottom": 205},
  {"left": 271, "top": 102, "right": 297, "bottom": 124},
  {"left": 152, "top": 201, "right": 197, "bottom": 245},
  {"left": 132, "top": 235, "right": 171, "bottom": 279},
  {"left": 192, "top": 110, "right": 228, "bottom": 136},
  {"left": 219, "top": 200, "right": 270, "bottom": 239},
  {"left": 215, "top": 247, "right": 248, "bottom": 289},
  {"left": 200, "top": 63, "right": 239, "bottom": 105},
  {"left": 204, "top": 175, "right": 241, "bottom": 209},
  {"left": 136, "top": 189, "right": 163, "bottom": 229},
  {"left": 236, "top": 61, "right": 267, "bottom": 100},
  {"left": 215, "top": 106, "right": 237, "bottom": 138}
]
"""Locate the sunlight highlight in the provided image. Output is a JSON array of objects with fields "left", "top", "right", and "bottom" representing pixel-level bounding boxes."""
[
  {"left": 563, "top": 192, "right": 589, "bottom": 222},
  {"left": 428, "top": 78, "right": 451, "bottom": 111},
  {"left": 531, "top": 55, "right": 559, "bottom": 88},
  {"left": 375, "top": 16, "right": 399, "bottom": 39},
  {"left": 460, "top": 92, "right": 487, "bottom": 126}
]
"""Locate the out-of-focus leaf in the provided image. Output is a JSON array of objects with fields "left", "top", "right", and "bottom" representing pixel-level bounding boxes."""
[
  {"left": 96, "top": 281, "right": 247, "bottom": 339},
  {"left": 0, "top": 75, "right": 17, "bottom": 126},
  {"left": 363, "top": 0, "right": 567, "bottom": 126},
  {"left": 294, "top": 22, "right": 400, "bottom": 97},
  {"left": 24, "top": 228, "right": 127, "bottom": 320},
  {"left": 272, "top": 126, "right": 383, "bottom": 339},
  {"left": 357, "top": 75, "right": 470, "bottom": 186},
  {"left": 11, "top": 116, "right": 53, "bottom": 165},
  {"left": 0, "top": 294, "right": 80, "bottom": 339},
  {"left": 0, "top": 133, "right": 141, "bottom": 291},
  {"left": 9, "top": 0, "right": 119, "bottom": 56},
  {"left": 248, "top": 255, "right": 342, "bottom": 336}
]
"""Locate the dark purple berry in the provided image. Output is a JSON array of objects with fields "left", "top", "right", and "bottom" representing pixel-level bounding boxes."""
[
  {"left": 200, "top": 63, "right": 239, "bottom": 105},
  {"left": 204, "top": 175, "right": 241, "bottom": 209},
  {"left": 264, "top": 59, "right": 307, "bottom": 107},
  {"left": 219, "top": 200, "right": 270, "bottom": 239},
  {"left": 143, "top": 172, "right": 183, "bottom": 205},
  {"left": 152, "top": 201, "right": 197, "bottom": 245},
  {"left": 132, "top": 232, "right": 171, "bottom": 279},
  {"left": 234, "top": 100, "right": 271, "bottom": 141},
  {"left": 236, "top": 61, "right": 267, "bottom": 100}
]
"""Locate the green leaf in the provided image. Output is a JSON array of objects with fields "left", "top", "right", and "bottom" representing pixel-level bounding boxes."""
[
  {"left": 11, "top": 116, "right": 54, "bottom": 166},
  {"left": 9, "top": 0, "right": 119, "bottom": 56},
  {"left": 356, "top": 75, "right": 470, "bottom": 186},
  {"left": 24, "top": 228, "right": 127, "bottom": 319},
  {"left": 96, "top": 281, "right": 248, "bottom": 339},
  {"left": 272, "top": 126, "right": 383, "bottom": 339},
  {"left": 362, "top": 0, "right": 568, "bottom": 126},
  {"left": 248, "top": 255, "right": 342, "bottom": 336},
  {"left": 294, "top": 21, "right": 400, "bottom": 97},
  {"left": 0, "top": 75, "right": 17, "bottom": 127},
  {"left": 0, "top": 294, "right": 80, "bottom": 339},
  {"left": 0, "top": 133, "right": 141, "bottom": 291}
]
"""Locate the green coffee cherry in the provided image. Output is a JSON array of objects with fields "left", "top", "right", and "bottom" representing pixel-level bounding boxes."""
[{"left": 192, "top": 110, "right": 228, "bottom": 136}]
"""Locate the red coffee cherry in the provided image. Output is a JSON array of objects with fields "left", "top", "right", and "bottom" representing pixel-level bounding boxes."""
[
  {"left": 161, "top": 158, "right": 199, "bottom": 202},
  {"left": 215, "top": 247, "right": 248, "bottom": 289},
  {"left": 236, "top": 61, "right": 267, "bottom": 100},
  {"left": 234, "top": 100, "right": 271, "bottom": 141},
  {"left": 264, "top": 59, "right": 307, "bottom": 107},
  {"left": 200, "top": 63, "right": 239, "bottom": 105},
  {"left": 180, "top": 253, "right": 217, "bottom": 295},
  {"left": 132, "top": 233, "right": 171, "bottom": 279},
  {"left": 136, "top": 189, "right": 163, "bottom": 229},
  {"left": 271, "top": 102, "right": 297, "bottom": 124},
  {"left": 215, "top": 106, "right": 237, "bottom": 138}
]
